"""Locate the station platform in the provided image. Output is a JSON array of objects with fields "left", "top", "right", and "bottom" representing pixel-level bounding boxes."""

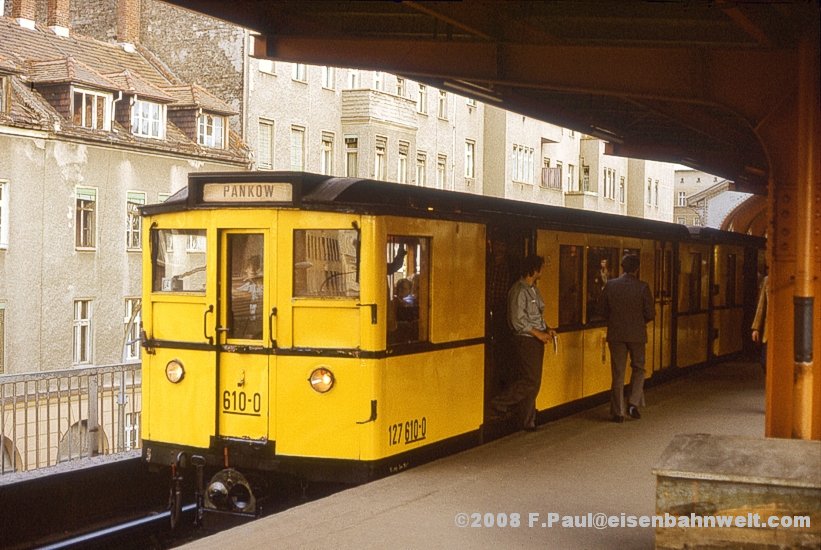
[{"left": 183, "top": 361, "right": 766, "bottom": 549}]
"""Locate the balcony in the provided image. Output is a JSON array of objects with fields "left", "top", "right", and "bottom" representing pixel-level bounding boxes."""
[{"left": 341, "top": 89, "right": 418, "bottom": 129}]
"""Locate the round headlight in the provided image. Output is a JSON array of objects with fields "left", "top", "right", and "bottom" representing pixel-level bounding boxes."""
[
  {"left": 165, "top": 359, "right": 185, "bottom": 383},
  {"left": 308, "top": 367, "right": 335, "bottom": 393}
]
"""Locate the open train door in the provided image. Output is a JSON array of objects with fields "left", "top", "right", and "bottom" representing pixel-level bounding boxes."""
[
  {"left": 215, "top": 229, "right": 274, "bottom": 449},
  {"left": 653, "top": 241, "right": 674, "bottom": 372}
]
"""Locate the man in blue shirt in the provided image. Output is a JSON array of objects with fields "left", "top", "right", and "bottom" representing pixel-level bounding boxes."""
[{"left": 489, "top": 255, "right": 556, "bottom": 431}]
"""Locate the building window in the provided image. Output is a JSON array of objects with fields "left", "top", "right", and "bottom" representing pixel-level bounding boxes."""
[
  {"left": 290, "top": 126, "right": 305, "bottom": 170},
  {"left": 72, "top": 87, "right": 111, "bottom": 130},
  {"left": 258, "top": 119, "right": 274, "bottom": 170},
  {"left": 647, "top": 178, "right": 652, "bottom": 205},
  {"left": 417, "top": 84, "right": 428, "bottom": 114},
  {"left": 321, "top": 132, "right": 334, "bottom": 176},
  {"left": 438, "top": 90, "right": 448, "bottom": 119},
  {"left": 396, "top": 77, "right": 406, "bottom": 97},
  {"left": 258, "top": 58, "right": 275, "bottom": 74},
  {"left": 76, "top": 187, "right": 97, "bottom": 249},
  {"left": 373, "top": 71, "right": 384, "bottom": 91},
  {"left": 654, "top": 180, "right": 659, "bottom": 207},
  {"left": 126, "top": 191, "right": 145, "bottom": 250},
  {"left": 436, "top": 154, "right": 447, "bottom": 189},
  {"left": 197, "top": 113, "right": 225, "bottom": 149},
  {"left": 292, "top": 63, "right": 307, "bottom": 82},
  {"left": 321, "top": 66, "right": 335, "bottom": 89},
  {"left": 73, "top": 299, "right": 92, "bottom": 365},
  {"left": 677, "top": 217, "right": 686, "bottom": 224},
  {"left": 375, "top": 136, "right": 387, "bottom": 180},
  {"left": 678, "top": 191, "right": 687, "bottom": 206},
  {"left": 416, "top": 152, "right": 427, "bottom": 186},
  {"left": 348, "top": 69, "right": 359, "bottom": 89},
  {"left": 567, "top": 164, "right": 576, "bottom": 191},
  {"left": 345, "top": 136, "right": 358, "bottom": 177},
  {"left": 131, "top": 99, "right": 165, "bottom": 138},
  {"left": 465, "top": 140, "right": 475, "bottom": 179},
  {"left": 693, "top": 217, "right": 701, "bottom": 226},
  {"left": 512, "top": 144, "right": 534, "bottom": 184},
  {"left": 124, "top": 298, "right": 141, "bottom": 362},
  {"left": 0, "top": 181, "right": 8, "bottom": 249},
  {"left": 619, "top": 177, "right": 625, "bottom": 203},
  {"left": 397, "top": 141, "right": 409, "bottom": 184},
  {"left": 466, "top": 97, "right": 477, "bottom": 108}
]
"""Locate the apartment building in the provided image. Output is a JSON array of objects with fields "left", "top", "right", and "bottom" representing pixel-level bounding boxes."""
[
  {"left": 674, "top": 168, "right": 752, "bottom": 228},
  {"left": 0, "top": 1, "right": 249, "bottom": 374}
]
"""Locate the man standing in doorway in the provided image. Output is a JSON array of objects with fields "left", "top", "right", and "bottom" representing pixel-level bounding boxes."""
[
  {"left": 489, "top": 255, "right": 556, "bottom": 431},
  {"left": 599, "top": 254, "right": 654, "bottom": 423}
]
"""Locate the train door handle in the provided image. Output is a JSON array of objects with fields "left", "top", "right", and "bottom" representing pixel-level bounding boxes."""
[
  {"left": 203, "top": 305, "right": 214, "bottom": 345},
  {"left": 268, "top": 307, "right": 277, "bottom": 347}
]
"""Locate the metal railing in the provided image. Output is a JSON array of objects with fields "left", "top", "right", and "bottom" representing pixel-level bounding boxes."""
[{"left": 0, "top": 363, "right": 142, "bottom": 475}]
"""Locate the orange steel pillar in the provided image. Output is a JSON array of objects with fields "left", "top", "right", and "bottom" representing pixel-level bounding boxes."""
[{"left": 761, "top": 29, "right": 821, "bottom": 441}]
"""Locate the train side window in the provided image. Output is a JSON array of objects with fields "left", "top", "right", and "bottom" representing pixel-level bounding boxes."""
[
  {"left": 151, "top": 229, "right": 207, "bottom": 293},
  {"left": 679, "top": 252, "right": 703, "bottom": 313},
  {"left": 558, "top": 245, "right": 583, "bottom": 327},
  {"left": 386, "top": 235, "right": 429, "bottom": 345},
  {"left": 586, "top": 246, "right": 620, "bottom": 322},
  {"left": 293, "top": 229, "right": 360, "bottom": 298},
  {"left": 726, "top": 254, "right": 737, "bottom": 307}
]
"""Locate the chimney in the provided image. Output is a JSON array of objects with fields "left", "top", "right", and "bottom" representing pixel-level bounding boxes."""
[
  {"left": 12, "top": 0, "right": 37, "bottom": 29},
  {"left": 47, "top": 0, "right": 70, "bottom": 37},
  {"left": 116, "top": 0, "right": 141, "bottom": 46}
]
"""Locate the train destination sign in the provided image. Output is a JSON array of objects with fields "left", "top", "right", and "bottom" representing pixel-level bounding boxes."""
[{"left": 202, "top": 182, "right": 293, "bottom": 204}]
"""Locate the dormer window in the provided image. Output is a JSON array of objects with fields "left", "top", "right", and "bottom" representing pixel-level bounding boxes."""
[
  {"left": 131, "top": 99, "right": 166, "bottom": 139},
  {"left": 72, "top": 87, "right": 112, "bottom": 130},
  {"left": 197, "top": 113, "right": 225, "bottom": 149}
]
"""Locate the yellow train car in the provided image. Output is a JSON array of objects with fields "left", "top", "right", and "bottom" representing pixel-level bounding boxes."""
[{"left": 140, "top": 172, "right": 762, "bottom": 519}]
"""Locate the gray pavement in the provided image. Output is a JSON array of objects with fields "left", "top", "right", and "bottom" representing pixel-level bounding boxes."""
[{"left": 183, "top": 361, "right": 765, "bottom": 550}]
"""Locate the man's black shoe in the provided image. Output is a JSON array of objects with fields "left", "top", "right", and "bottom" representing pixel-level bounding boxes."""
[
  {"left": 611, "top": 415, "right": 624, "bottom": 423},
  {"left": 628, "top": 405, "right": 641, "bottom": 419}
]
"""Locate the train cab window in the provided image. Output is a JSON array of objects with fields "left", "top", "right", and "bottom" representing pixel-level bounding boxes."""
[
  {"left": 151, "top": 229, "right": 207, "bottom": 293},
  {"left": 293, "top": 229, "right": 360, "bottom": 298},
  {"left": 558, "top": 245, "right": 583, "bottom": 327},
  {"left": 227, "top": 234, "right": 264, "bottom": 340},
  {"left": 586, "top": 247, "right": 620, "bottom": 322},
  {"left": 387, "top": 236, "right": 429, "bottom": 345}
]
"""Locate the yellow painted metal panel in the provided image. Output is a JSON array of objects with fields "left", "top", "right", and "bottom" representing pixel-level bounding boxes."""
[
  {"left": 275, "top": 356, "right": 364, "bottom": 459},
  {"left": 538, "top": 331, "right": 584, "bottom": 409},
  {"left": 151, "top": 302, "right": 211, "bottom": 342},
  {"left": 369, "top": 346, "right": 484, "bottom": 460},
  {"left": 144, "top": 348, "right": 215, "bottom": 448},
  {"left": 292, "top": 305, "right": 360, "bottom": 348},
  {"left": 712, "top": 308, "right": 744, "bottom": 356},
  {"left": 583, "top": 328, "right": 611, "bottom": 396},
  {"left": 218, "top": 354, "right": 269, "bottom": 441},
  {"left": 677, "top": 313, "right": 709, "bottom": 367}
]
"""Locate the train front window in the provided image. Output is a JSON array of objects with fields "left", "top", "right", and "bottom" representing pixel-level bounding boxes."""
[
  {"left": 558, "top": 245, "right": 583, "bottom": 327},
  {"left": 227, "top": 234, "right": 264, "bottom": 340},
  {"left": 151, "top": 229, "right": 207, "bottom": 293},
  {"left": 293, "top": 229, "right": 360, "bottom": 298},
  {"left": 387, "top": 236, "right": 430, "bottom": 345}
]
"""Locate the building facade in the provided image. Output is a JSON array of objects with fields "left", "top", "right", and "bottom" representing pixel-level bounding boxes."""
[
  {"left": 674, "top": 168, "right": 752, "bottom": 228},
  {"left": 0, "top": 1, "right": 249, "bottom": 374}
]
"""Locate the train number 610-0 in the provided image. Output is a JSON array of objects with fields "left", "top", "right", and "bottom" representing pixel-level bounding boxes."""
[{"left": 223, "top": 390, "right": 262, "bottom": 413}]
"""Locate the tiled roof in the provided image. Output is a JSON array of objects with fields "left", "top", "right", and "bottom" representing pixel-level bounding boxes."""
[
  {"left": 103, "top": 69, "right": 175, "bottom": 102},
  {"left": 0, "top": 16, "right": 249, "bottom": 165},
  {"left": 163, "top": 84, "right": 237, "bottom": 115},
  {"left": 28, "top": 56, "right": 121, "bottom": 90}
]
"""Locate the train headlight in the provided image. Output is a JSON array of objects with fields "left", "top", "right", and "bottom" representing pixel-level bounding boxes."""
[
  {"left": 308, "top": 367, "right": 335, "bottom": 393},
  {"left": 165, "top": 359, "right": 185, "bottom": 383}
]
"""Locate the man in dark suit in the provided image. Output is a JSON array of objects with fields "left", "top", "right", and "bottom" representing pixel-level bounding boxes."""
[{"left": 599, "top": 254, "right": 655, "bottom": 423}]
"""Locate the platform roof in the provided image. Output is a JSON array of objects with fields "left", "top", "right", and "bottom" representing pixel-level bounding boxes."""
[{"left": 164, "top": 0, "right": 818, "bottom": 196}]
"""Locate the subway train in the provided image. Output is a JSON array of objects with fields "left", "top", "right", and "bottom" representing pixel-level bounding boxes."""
[{"left": 139, "top": 171, "right": 764, "bottom": 520}]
